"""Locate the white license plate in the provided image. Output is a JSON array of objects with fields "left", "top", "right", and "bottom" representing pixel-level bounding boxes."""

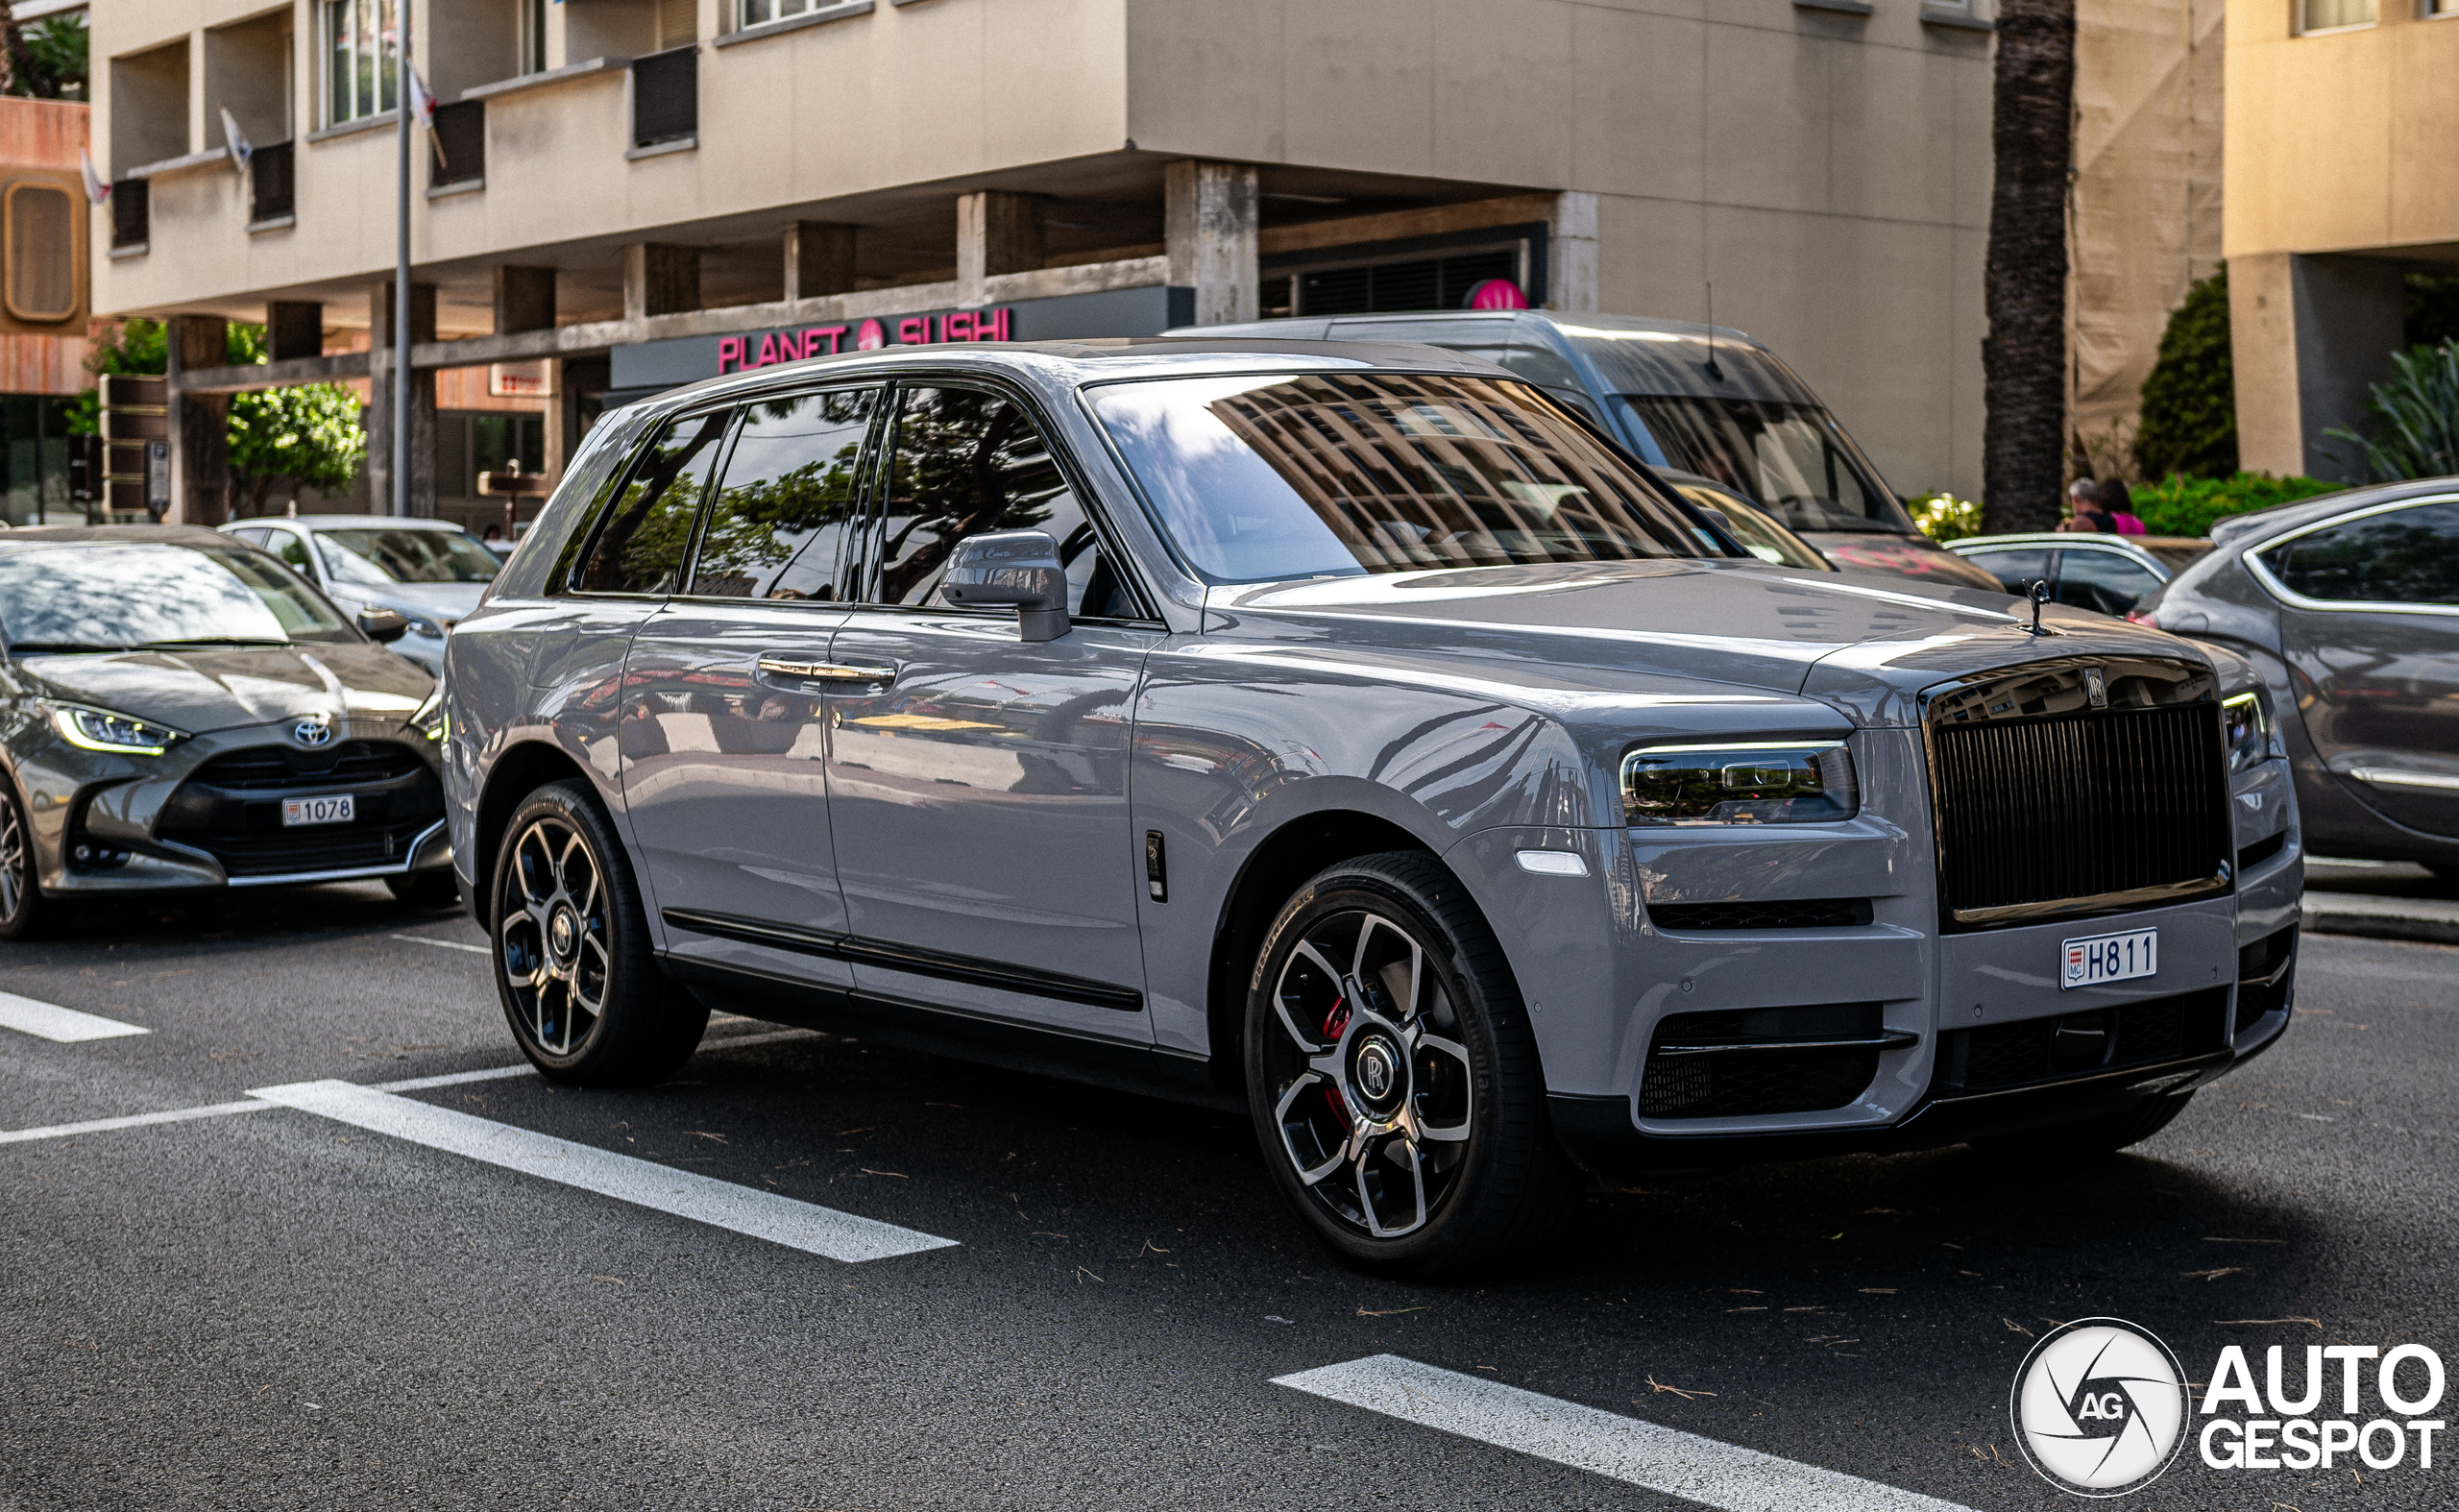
[
  {"left": 2061, "top": 927, "right": 2157, "bottom": 989},
  {"left": 281, "top": 794, "right": 355, "bottom": 827}
]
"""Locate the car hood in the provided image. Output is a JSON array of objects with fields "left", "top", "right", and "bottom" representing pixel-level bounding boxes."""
[
  {"left": 334, "top": 580, "right": 490, "bottom": 622},
  {"left": 16, "top": 641, "right": 434, "bottom": 735},
  {"left": 1799, "top": 531, "right": 2008, "bottom": 591},
  {"left": 1206, "top": 559, "right": 2210, "bottom": 727}
]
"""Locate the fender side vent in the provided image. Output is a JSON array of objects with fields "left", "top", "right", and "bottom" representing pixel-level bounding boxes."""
[{"left": 1648, "top": 897, "right": 1873, "bottom": 931}]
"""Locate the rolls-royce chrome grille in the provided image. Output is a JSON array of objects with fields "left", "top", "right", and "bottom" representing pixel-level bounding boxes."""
[{"left": 1925, "top": 660, "right": 2232, "bottom": 931}]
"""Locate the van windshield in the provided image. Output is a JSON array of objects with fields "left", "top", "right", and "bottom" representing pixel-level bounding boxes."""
[
  {"left": 1612, "top": 395, "right": 1913, "bottom": 535},
  {"left": 1090, "top": 372, "right": 1719, "bottom": 583}
]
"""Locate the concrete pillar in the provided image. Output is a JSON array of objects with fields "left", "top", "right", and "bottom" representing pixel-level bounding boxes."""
[
  {"left": 494, "top": 266, "right": 557, "bottom": 334},
  {"left": 624, "top": 243, "right": 700, "bottom": 321},
  {"left": 955, "top": 193, "right": 1044, "bottom": 307},
  {"left": 2230, "top": 252, "right": 2406, "bottom": 483},
  {"left": 165, "top": 314, "right": 229, "bottom": 526},
  {"left": 368, "top": 282, "right": 439, "bottom": 518},
  {"left": 785, "top": 222, "right": 858, "bottom": 302},
  {"left": 1164, "top": 160, "right": 1258, "bottom": 327},
  {"left": 267, "top": 301, "right": 323, "bottom": 362},
  {"left": 1548, "top": 192, "right": 1599, "bottom": 313}
]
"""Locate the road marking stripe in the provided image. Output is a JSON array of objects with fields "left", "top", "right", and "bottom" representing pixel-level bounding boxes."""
[
  {"left": 0, "top": 992, "right": 151, "bottom": 1042},
  {"left": 0, "top": 1100, "right": 269, "bottom": 1145},
  {"left": 375, "top": 1064, "right": 538, "bottom": 1092},
  {"left": 390, "top": 933, "right": 491, "bottom": 955},
  {"left": 246, "top": 1078, "right": 956, "bottom": 1262},
  {"left": 1273, "top": 1354, "right": 1977, "bottom": 1512}
]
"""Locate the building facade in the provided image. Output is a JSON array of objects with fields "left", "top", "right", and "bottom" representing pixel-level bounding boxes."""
[
  {"left": 93, "top": 0, "right": 2014, "bottom": 523},
  {"left": 0, "top": 96, "right": 92, "bottom": 524},
  {"left": 2225, "top": 0, "right": 2459, "bottom": 481}
]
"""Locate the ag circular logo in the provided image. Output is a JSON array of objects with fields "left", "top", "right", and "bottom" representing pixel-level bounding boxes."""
[{"left": 2011, "top": 1318, "right": 2189, "bottom": 1497}]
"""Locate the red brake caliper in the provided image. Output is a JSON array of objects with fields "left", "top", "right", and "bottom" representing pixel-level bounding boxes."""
[{"left": 1320, "top": 994, "right": 1351, "bottom": 1130}]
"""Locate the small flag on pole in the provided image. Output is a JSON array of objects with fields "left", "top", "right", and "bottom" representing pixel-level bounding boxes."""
[
  {"left": 218, "top": 107, "right": 255, "bottom": 175},
  {"left": 405, "top": 65, "right": 437, "bottom": 130},
  {"left": 78, "top": 149, "right": 110, "bottom": 206}
]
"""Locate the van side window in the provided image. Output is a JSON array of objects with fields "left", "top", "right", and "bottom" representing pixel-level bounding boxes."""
[
  {"left": 574, "top": 410, "right": 729, "bottom": 596},
  {"left": 864, "top": 386, "right": 1087, "bottom": 607},
  {"left": 687, "top": 387, "right": 879, "bottom": 601}
]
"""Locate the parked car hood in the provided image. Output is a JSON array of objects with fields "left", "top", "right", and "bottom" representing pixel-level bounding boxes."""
[
  {"left": 1207, "top": 560, "right": 2209, "bottom": 728},
  {"left": 15, "top": 641, "right": 434, "bottom": 735}
]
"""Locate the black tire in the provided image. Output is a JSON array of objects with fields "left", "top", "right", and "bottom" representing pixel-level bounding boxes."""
[
  {"left": 1970, "top": 1091, "right": 2196, "bottom": 1160},
  {"left": 2424, "top": 862, "right": 2459, "bottom": 889},
  {"left": 0, "top": 778, "right": 64, "bottom": 941},
  {"left": 490, "top": 780, "right": 705, "bottom": 1085},
  {"left": 1244, "top": 851, "right": 1575, "bottom": 1279},
  {"left": 385, "top": 870, "right": 461, "bottom": 908}
]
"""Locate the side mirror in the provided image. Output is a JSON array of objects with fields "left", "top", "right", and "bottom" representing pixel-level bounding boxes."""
[
  {"left": 940, "top": 530, "right": 1071, "bottom": 643},
  {"left": 357, "top": 607, "right": 410, "bottom": 644}
]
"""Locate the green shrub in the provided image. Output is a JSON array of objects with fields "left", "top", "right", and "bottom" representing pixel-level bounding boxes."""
[
  {"left": 1907, "top": 491, "right": 1985, "bottom": 543},
  {"left": 2130, "top": 473, "right": 2343, "bottom": 537},
  {"left": 2135, "top": 269, "right": 2238, "bottom": 481},
  {"left": 2327, "top": 342, "right": 2459, "bottom": 482}
]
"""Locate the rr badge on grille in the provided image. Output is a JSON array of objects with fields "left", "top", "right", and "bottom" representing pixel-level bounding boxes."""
[
  {"left": 291, "top": 713, "right": 334, "bottom": 748},
  {"left": 2083, "top": 667, "right": 2108, "bottom": 708}
]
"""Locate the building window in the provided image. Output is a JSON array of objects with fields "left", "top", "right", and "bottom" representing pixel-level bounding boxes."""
[
  {"left": 742, "top": 0, "right": 826, "bottom": 25},
  {"left": 4, "top": 183, "right": 76, "bottom": 322},
  {"left": 324, "top": 0, "right": 400, "bottom": 124},
  {"left": 2298, "top": 0, "right": 2375, "bottom": 32}
]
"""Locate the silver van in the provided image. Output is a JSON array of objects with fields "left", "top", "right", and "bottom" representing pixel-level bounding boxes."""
[{"left": 443, "top": 338, "right": 2301, "bottom": 1276}]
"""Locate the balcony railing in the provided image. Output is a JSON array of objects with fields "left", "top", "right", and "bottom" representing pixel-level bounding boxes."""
[
  {"left": 249, "top": 141, "right": 294, "bottom": 223},
  {"left": 110, "top": 179, "right": 148, "bottom": 248},
  {"left": 632, "top": 46, "right": 697, "bottom": 149},
  {"left": 431, "top": 100, "right": 485, "bottom": 188}
]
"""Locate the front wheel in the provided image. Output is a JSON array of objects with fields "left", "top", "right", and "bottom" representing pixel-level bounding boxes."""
[
  {"left": 0, "top": 781, "right": 63, "bottom": 940},
  {"left": 1244, "top": 851, "right": 1574, "bottom": 1279},
  {"left": 491, "top": 781, "right": 705, "bottom": 1085}
]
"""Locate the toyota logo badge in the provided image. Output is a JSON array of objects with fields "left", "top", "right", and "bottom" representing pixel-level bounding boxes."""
[{"left": 292, "top": 715, "right": 334, "bottom": 748}]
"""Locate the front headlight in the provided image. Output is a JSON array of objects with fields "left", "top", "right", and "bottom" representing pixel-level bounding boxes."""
[
  {"left": 1622, "top": 741, "right": 1860, "bottom": 825},
  {"left": 410, "top": 685, "right": 447, "bottom": 743},
  {"left": 48, "top": 703, "right": 188, "bottom": 756},
  {"left": 2222, "top": 691, "right": 2273, "bottom": 773},
  {"left": 405, "top": 615, "right": 445, "bottom": 639}
]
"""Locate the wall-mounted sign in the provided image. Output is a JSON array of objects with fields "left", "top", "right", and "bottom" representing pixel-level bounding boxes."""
[
  {"left": 609, "top": 284, "right": 1195, "bottom": 398},
  {"left": 489, "top": 360, "right": 556, "bottom": 398}
]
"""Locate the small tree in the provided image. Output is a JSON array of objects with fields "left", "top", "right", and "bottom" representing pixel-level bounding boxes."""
[
  {"left": 229, "top": 385, "right": 366, "bottom": 512},
  {"left": 2134, "top": 270, "right": 2238, "bottom": 480}
]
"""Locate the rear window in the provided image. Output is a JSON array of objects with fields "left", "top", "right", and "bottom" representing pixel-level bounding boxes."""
[{"left": 1088, "top": 372, "right": 1715, "bottom": 584}]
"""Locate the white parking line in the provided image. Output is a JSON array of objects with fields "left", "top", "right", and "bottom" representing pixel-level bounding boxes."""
[
  {"left": 390, "top": 933, "right": 491, "bottom": 955},
  {"left": 1274, "top": 1354, "right": 1977, "bottom": 1512},
  {"left": 0, "top": 992, "right": 150, "bottom": 1042},
  {"left": 248, "top": 1078, "right": 957, "bottom": 1262},
  {"left": 0, "top": 1100, "right": 268, "bottom": 1145}
]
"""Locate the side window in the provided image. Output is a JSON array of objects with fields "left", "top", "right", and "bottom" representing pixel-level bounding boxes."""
[
  {"left": 263, "top": 528, "right": 313, "bottom": 574},
  {"left": 1964, "top": 548, "right": 2051, "bottom": 594},
  {"left": 865, "top": 385, "right": 1092, "bottom": 609},
  {"left": 228, "top": 527, "right": 269, "bottom": 547},
  {"left": 687, "top": 386, "right": 878, "bottom": 600},
  {"left": 574, "top": 410, "right": 730, "bottom": 596},
  {"left": 2262, "top": 501, "right": 2459, "bottom": 607},
  {"left": 2056, "top": 550, "right": 2160, "bottom": 616}
]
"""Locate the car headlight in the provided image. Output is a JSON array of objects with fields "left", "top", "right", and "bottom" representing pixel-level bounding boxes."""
[
  {"left": 1622, "top": 741, "right": 1860, "bottom": 825},
  {"left": 48, "top": 703, "right": 188, "bottom": 756},
  {"left": 2222, "top": 691, "right": 2274, "bottom": 773},
  {"left": 404, "top": 615, "right": 445, "bottom": 639},
  {"left": 410, "top": 685, "right": 447, "bottom": 743}
]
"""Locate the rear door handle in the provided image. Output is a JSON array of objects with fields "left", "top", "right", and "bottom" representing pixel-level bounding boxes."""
[{"left": 757, "top": 656, "right": 897, "bottom": 685}]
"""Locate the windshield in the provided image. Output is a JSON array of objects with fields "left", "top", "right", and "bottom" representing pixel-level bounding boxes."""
[
  {"left": 315, "top": 527, "right": 500, "bottom": 586},
  {"left": 1662, "top": 481, "right": 1832, "bottom": 571},
  {"left": 1611, "top": 396, "right": 1911, "bottom": 535},
  {"left": 1089, "top": 372, "right": 1717, "bottom": 583},
  {"left": 0, "top": 542, "right": 355, "bottom": 650}
]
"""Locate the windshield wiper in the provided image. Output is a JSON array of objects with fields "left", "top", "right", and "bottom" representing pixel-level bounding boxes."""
[
  {"left": 5, "top": 641, "right": 128, "bottom": 654},
  {"left": 131, "top": 637, "right": 296, "bottom": 648}
]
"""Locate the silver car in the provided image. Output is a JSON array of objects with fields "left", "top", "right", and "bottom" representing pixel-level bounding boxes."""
[
  {"left": 443, "top": 341, "right": 2302, "bottom": 1276},
  {"left": 1949, "top": 532, "right": 2216, "bottom": 617},
  {"left": 0, "top": 527, "right": 453, "bottom": 938},
  {"left": 220, "top": 515, "right": 502, "bottom": 675}
]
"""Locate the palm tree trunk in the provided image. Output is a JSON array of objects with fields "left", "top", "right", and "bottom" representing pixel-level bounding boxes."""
[{"left": 1982, "top": 0, "right": 2077, "bottom": 532}]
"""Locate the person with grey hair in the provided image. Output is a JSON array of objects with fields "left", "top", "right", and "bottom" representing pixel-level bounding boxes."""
[{"left": 2062, "top": 477, "right": 2115, "bottom": 533}]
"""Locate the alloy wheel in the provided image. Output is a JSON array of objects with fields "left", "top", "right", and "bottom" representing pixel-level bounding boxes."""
[
  {"left": 0, "top": 793, "right": 25, "bottom": 922},
  {"left": 498, "top": 816, "right": 612, "bottom": 1056},
  {"left": 1261, "top": 909, "right": 1475, "bottom": 1239}
]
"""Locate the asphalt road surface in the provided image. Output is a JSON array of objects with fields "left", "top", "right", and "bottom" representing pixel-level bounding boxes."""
[{"left": 3, "top": 886, "right": 2452, "bottom": 1511}]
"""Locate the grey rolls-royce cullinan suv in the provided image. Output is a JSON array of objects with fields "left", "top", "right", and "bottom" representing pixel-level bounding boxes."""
[{"left": 443, "top": 339, "right": 2301, "bottom": 1276}]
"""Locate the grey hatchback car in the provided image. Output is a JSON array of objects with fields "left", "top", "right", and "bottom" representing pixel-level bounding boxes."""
[{"left": 444, "top": 339, "right": 2302, "bottom": 1275}]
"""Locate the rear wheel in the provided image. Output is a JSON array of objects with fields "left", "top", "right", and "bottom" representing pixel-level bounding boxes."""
[
  {"left": 491, "top": 781, "right": 705, "bottom": 1085},
  {"left": 1245, "top": 851, "right": 1574, "bottom": 1279},
  {"left": 0, "top": 781, "right": 63, "bottom": 941}
]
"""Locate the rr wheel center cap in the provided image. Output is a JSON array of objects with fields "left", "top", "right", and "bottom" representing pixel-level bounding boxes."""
[
  {"left": 1351, "top": 1034, "right": 1406, "bottom": 1113},
  {"left": 548, "top": 905, "right": 579, "bottom": 963}
]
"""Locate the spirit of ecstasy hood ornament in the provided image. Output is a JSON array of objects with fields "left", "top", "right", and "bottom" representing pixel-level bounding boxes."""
[{"left": 2022, "top": 579, "right": 2057, "bottom": 638}]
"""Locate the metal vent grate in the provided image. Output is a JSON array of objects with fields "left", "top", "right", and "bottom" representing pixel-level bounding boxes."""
[
  {"left": 1931, "top": 703, "right": 2230, "bottom": 930},
  {"left": 1649, "top": 898, "right": 1872, "bottom": 931}
]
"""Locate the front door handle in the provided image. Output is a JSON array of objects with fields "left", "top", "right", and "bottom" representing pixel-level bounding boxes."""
[{"left": 757, "top": 656, "right": 897, "bottom": 685}]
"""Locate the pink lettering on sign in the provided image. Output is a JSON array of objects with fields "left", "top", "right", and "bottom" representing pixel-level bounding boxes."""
[
  {"left": 805, "top": 325, "right": 846, "bottom": 354},
  {"left": 897, "top": 317, "right": 929, "bottom": 345},
  {"left": 856, "top": 319, "right": 887, "bottom": 351},
  {"left": 754, "top": 332, "right": 781, "bottom": 367},
  {"left": 717, "top": 336, "right": 744, "bottom": 373},
  {"left": 944, "top": 311, "right": 976, "bottom": 342}
]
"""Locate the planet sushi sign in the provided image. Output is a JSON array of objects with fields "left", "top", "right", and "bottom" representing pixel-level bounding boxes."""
[{"left": 715, "top": 307, "right": 1018, "bottom": 375}]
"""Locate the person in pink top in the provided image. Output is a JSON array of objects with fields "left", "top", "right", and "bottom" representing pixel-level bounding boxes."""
[{"left": 2099, "top": 477, "right": 2148, "bottom": 535}]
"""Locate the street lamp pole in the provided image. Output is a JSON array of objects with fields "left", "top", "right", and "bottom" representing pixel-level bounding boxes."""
[{"left": 392, "top": 0, "right": 412, "bottom": 518}]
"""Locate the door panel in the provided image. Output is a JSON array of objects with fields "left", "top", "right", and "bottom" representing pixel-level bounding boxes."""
[
  {"left": 2264, "top": 500, "right": 2459, "bottom": 837},
  {"left": 621, "top": 386, "right": 878, "bottom": 977}
]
